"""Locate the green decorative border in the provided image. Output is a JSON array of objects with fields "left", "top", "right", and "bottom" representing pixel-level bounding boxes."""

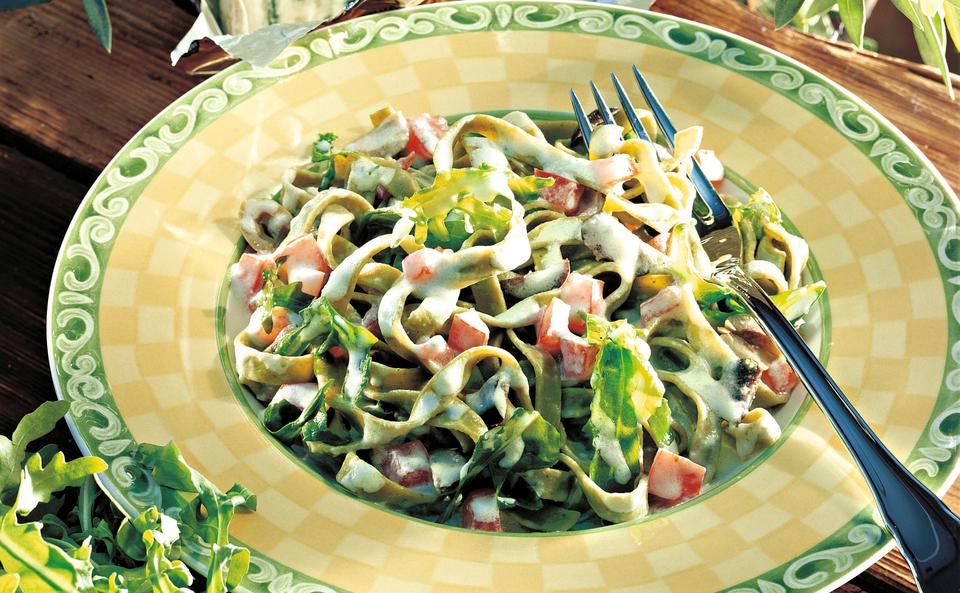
[{"left": 46, "top": 2, "right": 960, "bottom": 592}]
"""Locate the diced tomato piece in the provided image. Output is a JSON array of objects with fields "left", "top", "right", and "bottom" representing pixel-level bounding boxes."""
[
  {"left": 536, "top": 298, "right": 571, "bottom": 356},
  {"left": 274, "top": 235, "right": 330, "bottom": 296},
  {"left": 404, "top": 114, "right": 448, "bottom": 160},
  {"left": 297, "top": 269, "right": 327, "bottom": 297},
  {"left": 246, "top": 307, "right": 297, "bottom": 348},
  {"left": 695, "top": 149, "right": 724, "bottom": 188},
  {"left": 534, "top": 169, "right": 585, "bottom": 215},
  {"left": 232, "top": 253, "right": 275, "bottom": 311},
  {"left": 590, "top": 154, "right": 637, "bottom": 187},
  {"left": 276, "top": 382, "right": 319, "bottom": 410},
  {"left": 402, "top": 248, "right": 444, "bottom": 284},
  {"left": 640, "top": 286, "right": 682, "bottom": 326},
  {"left": 328, "top": 345, "right": 348, "bottom": 360},
  {"left": 462, "top": 489, "right": 502, "bottom": 532},
  {"left": 647, "top": 449, "right": 706, "bottom": 504},
  {"left": 415, "top": 335, "right": 456, "bottom": 368},
  {"left": 448, "top": 309, "right": 490, "bottom": 352},
  {"left": 274, "top": 235, "right": 330, "bottom": 273},
  {"left": 559, "top": 273, "right": 606, "bottom": 334},
  {"left": 560, "top": 335, "right": 598, "bottom": 381},
  {"left": 372, "top": 440, "right": 435, "bottom": 492},
  {"left": 762, "top": 358, "right": 799, "bottom": 395},
  {"left": 397, "top": 152, "right": 416, "bottom": 170}
]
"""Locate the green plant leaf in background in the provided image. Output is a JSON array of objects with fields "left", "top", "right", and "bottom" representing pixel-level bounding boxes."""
[
  {"left": 945, "top": 1, "right": 960, "bottom": 53},
  {"left": 0, "top": 0, "right": 49, "bottom": 9},
  {"left": 888, "top": 0, "right": 956, "bottom": 98},
  {"left": 838, "top": 0, "right": 866, "bottom": 47},
  {"left": 775, "top": 0, "right": 806, "bottom": 27},
  {"left": 82, "top": 0, "right": 111, "bottom": 52}
]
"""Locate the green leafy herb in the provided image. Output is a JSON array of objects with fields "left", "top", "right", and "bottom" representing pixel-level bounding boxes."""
[
  {"left": 583, "top": 316, "right": 664, "bottom": 491},
  {"left": 0, "top": 403, "right": 257, "bottom": 592},
  {"left": 310, "top": 132, "right": 338, "bottom": 190},
  {"left": 440, "top": 409, "right": 561, "bottom": 522},
  {"left": 507, "top": 505, "right": 580, "bottom": 532},
  {"left": 1, "top": 400, "right": 71, "bottom": 494},
  {"left": 402, "top": 166, "right": 515, "bottom": 247},
  {"left": 263, "top": 380, "right": 331, "bottom": 443},
  {"left": 644, "top": 399, "right": 673, "bottom": 448},
  {"left": 16, "top": 452, "right": 107, "bottom": 515},
  {"left": 322, "top": 300, "right": 378, "bottom": 404},
  {"left": 135, "top": 442, "right": 257, "bottom": 593},
  {"left": 258, "top": 269, "right": 312, "bottom": 312}
]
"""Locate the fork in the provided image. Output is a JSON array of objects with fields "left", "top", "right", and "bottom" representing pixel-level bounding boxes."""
[{"left": 571, "top": 68, "right": 960, "bottom": 593}]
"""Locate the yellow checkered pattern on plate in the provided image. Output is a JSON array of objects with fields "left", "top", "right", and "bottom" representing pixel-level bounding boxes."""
[{"left": 96, "top": 32, "right": 945, "bottom": 593}]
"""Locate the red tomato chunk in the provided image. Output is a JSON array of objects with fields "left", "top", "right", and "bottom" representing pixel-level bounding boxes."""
[
  {"left": 372, "top": 440, "right": 435, "bottom": 492},
  {"left": 647, "top": 449, "right": 706, "bottom": 505},
  {"left": 462, "top": 489, "right": 502, "bottom": 532},
  {"left": 402, "top": 248, "right": 444, "bottom": 284},
  {"left": 559, "top": 272, "right": 606, "bottom": 334},
  {"left": 762, "top": 358, "right": 799, "bottom": 395},
  {"left": 536, "top": 298, "right": 571, "bottom": 356},
  {"left": 448, "top": 309, "right": 490, "bottom": 352},
  {"left": 534, "top": 169, "right": 585, "bottom": 215},
  {"left": 559, "top": 335, "right": 598, "bottom": 382},
  {"left": 404, "top": 114, "right": 449, "bottom": 160}
]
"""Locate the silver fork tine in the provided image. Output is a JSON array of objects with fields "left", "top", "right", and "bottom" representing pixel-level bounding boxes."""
[
  {"left": 632, "top": 64, "right": 677, "bottom": 149},
  {"left": 610, "top": 73, "right": 651, "bottom": 144},
  {"left": 569, "top": 88, "right": 592, "bottom": 148},
  {"left": 631, "top": 64, "right": 731, "bottom": 229},
  {"left": 589, "top": 81, "right": 615, "bottom": 125}
]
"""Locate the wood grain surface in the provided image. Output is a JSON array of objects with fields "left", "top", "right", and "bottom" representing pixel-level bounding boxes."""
[{"left": 0, "top": 0, "right": 956, "bottom": 591}]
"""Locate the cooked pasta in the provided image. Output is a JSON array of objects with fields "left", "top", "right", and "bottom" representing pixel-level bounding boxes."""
[{"left": 229, "top": 106, "right": 825, "bottom": 532}]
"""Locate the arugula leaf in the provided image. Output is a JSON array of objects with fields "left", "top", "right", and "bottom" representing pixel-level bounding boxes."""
[
  {"left": 319, "top": 300, "right": 377, "bottom": 404},
  {"left": 1, "top": 401, "right": 71, "bottom": 494},
  {"left": 135, "top": 443, "right": 256, "bottom": 593},
  {"left": 16, "top": 452, "right": 107, "bottom": 515},
  {"left": 272, "top": 298, "right": 333, "bottom": 357},
  {"left": 507, "top": 174, "right": 553, "bottom": 203},
  {"left": 0, "top": 573, "right": 19, "bottom": 593},
  {"left": 440, "top": 409, "right": 561, "bottom": 522},
  {"left": 583, "top": 316, "right": 664, "bottom": 491},
  {"left": 0, "top": 506, "right": 96, "bottom": 593},
  {"left": 644, "top": 398, "right": 673, "bottom": 448},
  {"left": 508, "top": 505, "right": 580, "bottom": 532},
  {"left": 263, "top": 381, "right": 331, "bottom": 443},
  {"left": 258, "top": 269, "right": 312, "bottom": 313},
  {"left": 310, "top": 132, "right": 338, "bottom": 190}
]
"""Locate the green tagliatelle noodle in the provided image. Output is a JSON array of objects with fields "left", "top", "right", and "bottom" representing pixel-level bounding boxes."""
[{"left": 231, "top": 106, "right": 825, "bottom": 532}]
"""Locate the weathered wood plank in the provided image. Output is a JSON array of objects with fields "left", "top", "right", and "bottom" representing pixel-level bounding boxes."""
[
  {"left": 652, "top": 0, "right": 960, "bottom": 194},
  {"left": 0, "top": 143, "right": 87, "bottom": 447},
  {"left": 0, "top": 0, "right": 196, "bottom": 174}
]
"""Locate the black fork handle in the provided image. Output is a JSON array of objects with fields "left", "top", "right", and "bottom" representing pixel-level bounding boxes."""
[{"left": 724, "top": 266, "right": 960, "bottom": 592}]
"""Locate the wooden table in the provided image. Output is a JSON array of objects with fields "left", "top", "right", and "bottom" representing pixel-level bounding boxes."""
[{"left": 0, "top": 0, "right": 957, "bottom": 590}]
